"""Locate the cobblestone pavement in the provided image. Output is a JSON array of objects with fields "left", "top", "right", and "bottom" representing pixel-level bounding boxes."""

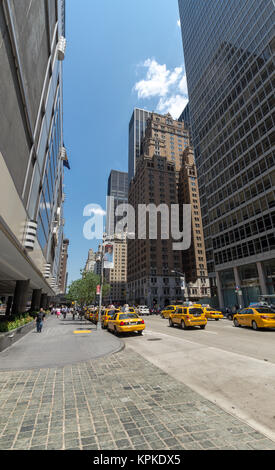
[{"left": 0, "top": 349, "right": 275, "bottom": 450}]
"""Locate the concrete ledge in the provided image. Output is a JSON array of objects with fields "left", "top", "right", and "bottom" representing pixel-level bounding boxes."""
[{"left": 0, "top": 320, "right": 35, "bottom": 353}]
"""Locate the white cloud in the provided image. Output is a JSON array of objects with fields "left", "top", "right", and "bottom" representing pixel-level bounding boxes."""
[
  {"left": 157, "top": 95, "right": 188, "bottom": 120},
  {"left": 134, "top": 58, "right": 188, "bottom": 120},
  {"left": 178, "top": 75, "right": 188, "bottom": 95},
  {"left": 134, "top": 59, "right": 183, "bottom": 99}
]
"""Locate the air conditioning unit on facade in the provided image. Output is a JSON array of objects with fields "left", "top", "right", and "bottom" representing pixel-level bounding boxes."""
[
  {"left": 57, "top": 36, "right": 66, "bottom": 61},
  {"left": 59, "top": 147, "right": 67, "bottom": 160},
  {"left": 43, "top": 263, "right": 51, "bottom": 279},
  {"left": 23, "top": 220, "right": 37, "bottom": 250},
  {"left": 52, "top": 225, "right": 59, "bottom": 244}
]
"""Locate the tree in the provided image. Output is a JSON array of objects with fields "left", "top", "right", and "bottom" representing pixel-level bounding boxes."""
[{"left": 67, "top": 270, "right": 110, "bottom": 306}]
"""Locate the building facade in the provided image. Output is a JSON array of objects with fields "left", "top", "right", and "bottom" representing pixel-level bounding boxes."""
[
  {"left": 58, "top": 238, "right": 69, "bottom": 294},
  {"left": 178, "top": 148, "right": 211, "bottom": 299},
  {"left": 0, "top": 0, "right": 67, "bottom": 313},
  {"left": 103, "top": 234, "right": 127, "bottom": 305},
  {"left": 127, "top": 112, "right": 209, "bottom": 307},
  {"left": 84, "top": 248, "right": 97, "bottom": 273},
  {"left": 178, "top": 103, "right": 193, "bottom": 145},
  {"left": 106, "top": 170, "right": 128, "bottom": 235},
  {"left": 128, "top": 108, "right": 151, "bottom": 185},
  {"left": 178, "top": 0, "right": 275, "bottom": 308}
]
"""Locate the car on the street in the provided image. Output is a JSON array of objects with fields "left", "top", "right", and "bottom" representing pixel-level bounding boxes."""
[
  {"left": 92, "top": 307, "right": 110, "bottom": 324},
  {"left": 169, "top": 305, "right": 207, "bottom": 329},
  {"left": 233, "top": 306, "right": 275, "bottom": 330},
  {"left": 107, "top": 312, "right": 145, "bottom": 336},
  {"left": 203, "top": 306, "right": 224, "bottom": 321},
  {"left": 101, "top": 308, "right": 120, "bottom": 329},
  {"left": 138, "top": 305, "right": 150, "bottom": 315},
  {"left": 121, "top": 305, "right": 137, "bottom": 314},
  {"left": 85, "top": 305, "right": 96, "bottom": 320},
  {"left": 220, "top": 307, "right": 235, "bottom": 320},
  {"left": 161, "top": 305, "right": 183, "bottom": 319}
]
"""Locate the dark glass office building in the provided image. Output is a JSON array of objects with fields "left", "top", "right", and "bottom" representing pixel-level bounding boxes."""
[
  {"left": 178, "top": 103, "right": 193, "bottom": 145},
  {"left": 128, "top": 108, "right": 151, "bottom": 185},
  {"left": 178, "top": 0, "right": 275, "bottom": 308},
  {"left": 106, "top": 170, "right": 128, "bottom": 235}
]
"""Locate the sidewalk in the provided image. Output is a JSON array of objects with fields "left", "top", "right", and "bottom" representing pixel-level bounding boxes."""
[
  {"left": 0, "top": 316, "right": 124, "bottom": 370},
  {"left": 0, "top": 317, "right": 274, "bottom": 450}
]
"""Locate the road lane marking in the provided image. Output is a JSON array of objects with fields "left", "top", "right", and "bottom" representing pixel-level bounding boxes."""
[{"left": 73, "top": 330, "right": 91, "bottom": 334}]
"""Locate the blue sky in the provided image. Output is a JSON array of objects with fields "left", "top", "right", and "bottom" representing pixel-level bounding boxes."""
[{"left": 63, "top": 0, "right": 188, "bottom": 284}]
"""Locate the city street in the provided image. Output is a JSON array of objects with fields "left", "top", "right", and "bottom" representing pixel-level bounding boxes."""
[
  {"left": 123, "top": 316, "right": 275, "bottom": 441},
  {"left": 0, "top": 315, "right": 275, "bottom": 450}
]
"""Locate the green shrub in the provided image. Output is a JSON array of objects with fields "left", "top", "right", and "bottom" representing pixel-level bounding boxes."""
[{"left": 0, "top": 315, "right": 34, "bottom": 333}]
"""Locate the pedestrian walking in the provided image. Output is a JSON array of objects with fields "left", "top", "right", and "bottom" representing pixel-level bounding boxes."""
[
  {"left": 36, "top": 308, "right": 46, "bottom": 333},
  {"left": 56, "top": 307, "right": 61, "bottom": 318},
  {"left": 61, "top": 306, "right": 67, "bottom": 319},
  {"left": 69, "top": 307, "right": 75, "bottom": 320}
]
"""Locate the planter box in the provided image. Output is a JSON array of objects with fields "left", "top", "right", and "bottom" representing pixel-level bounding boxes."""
[{"left": 0, "top": 320, "right": 35, "bottom": 353}]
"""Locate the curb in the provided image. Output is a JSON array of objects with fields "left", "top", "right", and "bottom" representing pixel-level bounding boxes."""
[{"left": 0, "top": 320, "right": 35, "bottom": 353}]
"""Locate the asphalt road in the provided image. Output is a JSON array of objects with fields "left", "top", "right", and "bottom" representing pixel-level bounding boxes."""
[{"left": 122, "top": 315, "right": 275, "bottom": 442}]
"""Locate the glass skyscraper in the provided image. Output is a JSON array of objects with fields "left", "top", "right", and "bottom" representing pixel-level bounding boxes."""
[
  {"left": 0, "top": 0, "right": 67, "bottom": 313},
  {"left": 128, "top": 108, "right": 151, "bottom": 185},
  {"left": 178, "top": 0, "right": 275, "bottom": 308},
  {"left": 106, "top": 170, "right": 128, "bottom": 235}
]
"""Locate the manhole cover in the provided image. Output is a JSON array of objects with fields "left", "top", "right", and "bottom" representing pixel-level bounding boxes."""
[{"left": 147, "top": 338, "right": 162, "bottom": 341}]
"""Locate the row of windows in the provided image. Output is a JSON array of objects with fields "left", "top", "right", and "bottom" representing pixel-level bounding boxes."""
[
  {"left": 200, "top": 77, "right": 274, "bottom": 166},
  {"left": 205, "top": 164, "right": 274, "bottom": 215},
  {"left": 209, "top": 191, "right": 275, "bottom": 235},
  {"left": 195, "top": 59, "right": 274, "bottom": 181},
  {"left": 37, "top": 97, "right": 62, "bottom": 253},
  {"left": 198, "top": 90, "right": 274, "bottom": 183},
  {"left": 206, "top": 170, "right": 274, "bottom": 225},
  {"left": 202, "top": 122, "right": 274, "bottom": 197},
  {"left": 197, "top": 56, "right": 274, "bottom": 153},
  {"left": 190, "top": 1, "right": 273, "bottom": 134},
  {"left": 214, "top": 233, "right": 275, "bottom": 266},
  {"left": 182, "top": 0, "right": 268, "bottom": 88},
  {"left": 213, "top": 210, "right": 275, "bottom": 250}
]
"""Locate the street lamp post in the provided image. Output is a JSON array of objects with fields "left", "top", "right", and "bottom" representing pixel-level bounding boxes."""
[
  {"left": 96, "top": 244, "right": 105, "bottom": 331},
  {"left": 171, "top": 270, "right": 189, "bottom": 303}
]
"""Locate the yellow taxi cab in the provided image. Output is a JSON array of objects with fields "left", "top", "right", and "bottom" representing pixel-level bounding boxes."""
[
  {"left": 169, "top": 305, "right": 207, "bottom": 329},
  {"left": 84, "top": 307, "right": 89, "bottom": 320},
  {"left": 83, "top": 307, "right": 89, "bottom": 320},
  {"left": 203, "top": 306, "right": 224, "bottom": 321},
  {"left": 233, "top": 306, "right": 275, "bottom": 330},
  {"left": 101, "top": 308, "right": 120, "bottom": 329},
  {"left": 107, "top": 311, "right": 145, "bottom": 336},
  {"left": 161, "top": 305, "right": 183, "bottom": 319},
  {"left": 85, "top": 306, "right": 95, "bottom": 321},
  {"left": 91, "top": 308, "right": 106, "bottom": 324}
]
